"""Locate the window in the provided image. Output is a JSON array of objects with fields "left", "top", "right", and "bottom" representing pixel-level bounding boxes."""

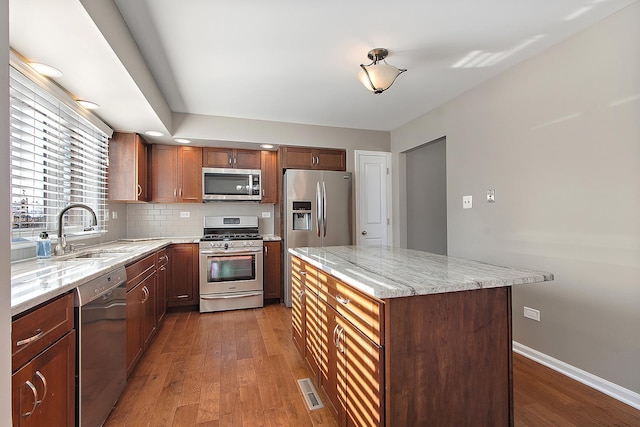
[{"left": 10, "top": 55, "right": 112, "bottom": 244}]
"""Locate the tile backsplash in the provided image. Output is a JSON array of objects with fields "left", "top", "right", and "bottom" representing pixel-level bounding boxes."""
[{"left": 126, "top": 202, "right": 275, "bottom": 238}]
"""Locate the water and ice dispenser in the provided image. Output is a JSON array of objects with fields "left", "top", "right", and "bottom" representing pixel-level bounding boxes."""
[{"left": 292, "top": 201, "right": 312, "bottom": 230}]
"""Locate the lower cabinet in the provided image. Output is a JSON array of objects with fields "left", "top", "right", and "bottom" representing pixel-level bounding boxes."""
[
  {"left": 263, "top": 240, "right": 282, "bottom": 300},
  {"left": 125, "top": 253, "right": 157, "bottom": 377},
  {"left": 167, "top": 243, "right": 199, "bottom": 307},
  {"left": 156, "top": 248, "right": 168, "bottom": 324},
  {"left": 11, "top": 293, "right": 75, "bottom": 427}
]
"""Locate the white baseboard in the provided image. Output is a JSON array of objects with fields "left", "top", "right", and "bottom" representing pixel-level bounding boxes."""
[{"left": 513, "top": 341, "right": 640, "bottom": 411}]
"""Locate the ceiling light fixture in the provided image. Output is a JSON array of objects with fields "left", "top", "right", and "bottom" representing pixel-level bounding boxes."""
[
  {"left": 358, "top": 48, "right": 406, "bottom": 94},
  {"left": 30, "top": 62, "right": 63, "bottom": 78},
  {"left": 144, "top": 130, "right": 164, "bottom": 137},
  {"left": 260, "top": 144, "right": 274, "bottom": 149},
  {"left": 77, "top": 100, "right": 100, "bottom": 110},
  {"left": 175, "top": 138, "right": 191, "bottom": 144}
]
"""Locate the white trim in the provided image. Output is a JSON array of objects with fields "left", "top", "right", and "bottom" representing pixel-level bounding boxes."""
[{"left": 513, "top": 341, "right": 640, "bottom": 411}]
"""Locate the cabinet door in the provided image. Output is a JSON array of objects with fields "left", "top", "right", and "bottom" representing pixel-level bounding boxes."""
[
  {"left": 203, "top": 147, "right": 233, "bottom": 167},
  {"left": 108, "top": 132, "right": 148, "bottom": 201},
  {"left": 281, "top": 146, "right": 314, "bottom": 169},
  {"left": 304, "top": 284, "right": 320, "bottom": 379},
  {"left": 343, "top": 318, "right": 384, "bottom": 427},
  {"left": 260, "top": 150, "right": 278, "bottom": 203},
  {"left": 167, "top": 244, "right": 198, "bottom": 307},
  {"left": 141, "top": 272, "right": 157, "bottom": 350},
  {"left": 291, "top": 257, "right": 306, "bottom": 356},
  {"left": 150, "top": 144, "right": 178, "bottom": 202},
  {"left": 126, "top": 284, "right": 144, "bottom": 377},
  {"left": 156, "top": 252, "right": 168, "bottom": 324},
  {"left": 315, "top": 149, "right": 346, "bottom": 171},
  {"left": 318, "top": 301, "right": 346, "bottom": 424},
  {"left": 12, "top": 332, "right": 75, "bottom": 427},
  {"left": 177, "top": 146, "right": 202, "bottom": 202},
  {"left": 263, "top": 241, "right": 282, "bottom": 299},
  {"left": 235, "top": 149, "right": 261, "bottom": 169}
]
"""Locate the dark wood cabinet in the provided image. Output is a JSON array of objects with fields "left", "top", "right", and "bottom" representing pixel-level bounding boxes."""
[
  {"left": 149, "top": 145, "right": 202, "bottom": 202},
  {"left": 156, "top": 249, "right": 168, "bottom": 324},
  {"left": 11, "top": 293, "right": 75, "bottom": 427},
  {"left": 125, "top": 254, "right": 157, "bottom": 377},
  {"left": 167, "top": 243, "right": 199, "bottom": 307},
  {"left": 263, "top": 240, "right": 282, "bottom": 299},
  {"left": 108, "top": 132, "right": 148, "bottom": 202},
  {"left": 203, "top": 147, "right": 261, "bottom": 169},
  {"left": 280, "top": 146, "right": 346, "bottom": 171},
  {"left": 260, "top": 150, "right": 278, "bottom": 203}
]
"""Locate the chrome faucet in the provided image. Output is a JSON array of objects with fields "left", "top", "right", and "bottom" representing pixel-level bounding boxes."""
[{"left": 54, "top": 203, "right": 98, "bottom": 255}]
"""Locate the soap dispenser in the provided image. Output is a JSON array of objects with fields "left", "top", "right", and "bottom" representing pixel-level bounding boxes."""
[{"left": 36, "top": 231, "right": 52, "bottom": 259}]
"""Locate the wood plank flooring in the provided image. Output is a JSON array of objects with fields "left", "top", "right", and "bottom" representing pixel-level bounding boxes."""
[{"left": 105, "top": 304, "right": 640, "bottom": 427}]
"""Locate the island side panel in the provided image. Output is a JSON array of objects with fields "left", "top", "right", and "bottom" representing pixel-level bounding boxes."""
[{"left": 384, "top": 287, "right": 513, "bottom": 427}]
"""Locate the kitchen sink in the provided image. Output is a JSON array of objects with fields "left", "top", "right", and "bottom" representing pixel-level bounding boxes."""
[{"left": 63, "top": 250, "right": 131, "bottom": 260}]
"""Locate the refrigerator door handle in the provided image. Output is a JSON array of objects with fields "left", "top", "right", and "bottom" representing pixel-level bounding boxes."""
[
  {"left": 316, "top": 181, "right": 322, "bottom": 238},
  {"left": 322, "top": 181, "right": 327, "bottom": 237}
]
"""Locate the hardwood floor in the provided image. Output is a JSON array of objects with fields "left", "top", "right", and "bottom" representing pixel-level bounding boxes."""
[{"left": 105, "top": 304, "right": 640, "bottom": 427}]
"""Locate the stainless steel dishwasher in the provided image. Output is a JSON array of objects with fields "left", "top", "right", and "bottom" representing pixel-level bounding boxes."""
[{"left": 75, "top": 267, "right": 127, "bottom": 427}]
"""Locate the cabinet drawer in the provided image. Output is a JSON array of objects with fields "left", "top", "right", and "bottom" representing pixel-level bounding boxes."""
[
  {"left": 126, "top": 253, "right": 156, "bottom": 291},
  {"left": 12, "top": 293, "right": 74, "bottom": 371},
  {"left": 156, "top": 248, "right": 168, "bottom": 267},
  {"left": 320, "top": 276, "right": 384, "bottom": 345}
]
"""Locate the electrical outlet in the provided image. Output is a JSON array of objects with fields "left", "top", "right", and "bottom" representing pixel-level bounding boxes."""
[
  {"left": 262, "top": 212, "right": 271, "bottom": 218},
  {"left": 463, "top": 195, "right": 473, "bottom": 209},
  {"left": 487, "top": 189, "right": 495, "bottom": 203},
  {"left": 180, "top": 211, "right": 190, "bottom": 218},
  {"left": 112, "top": 211, "right": 117, "bottom": 219},
  {"left": 523, "top": 306, "right": 540, "bottom": 321}
]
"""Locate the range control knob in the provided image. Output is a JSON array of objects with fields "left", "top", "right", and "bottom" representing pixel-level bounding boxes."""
[{"left": 224, "top": 242, "right": 229, "bottom": 250}]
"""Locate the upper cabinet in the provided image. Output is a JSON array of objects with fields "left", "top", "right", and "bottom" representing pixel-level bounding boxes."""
[
  {"left": 149, "top": 145, "right": 203, "bottom": 203},
  {"left": 203, "top": 147, "right": 261, "bottom": 169},
  {"left": 260, "top": 150, "right": 278, "bottom": 204},
  {"left": 280, "top": 146, "right": 346, "bottom": 171},
  {"left": 108, "top": 132, "right": 148, "bottom": 202}
]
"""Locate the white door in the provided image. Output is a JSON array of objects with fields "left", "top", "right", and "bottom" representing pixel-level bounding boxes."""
[{"left": 355, "top": 151, "right": 392, "bottom": 247}]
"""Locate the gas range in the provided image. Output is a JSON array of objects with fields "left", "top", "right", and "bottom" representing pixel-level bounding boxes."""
[{"left": 200, "top": 215, "right": 263, "bottom": 249}]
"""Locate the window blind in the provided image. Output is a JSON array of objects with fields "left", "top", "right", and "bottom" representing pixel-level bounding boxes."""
[{"left": 10, "top": 62, "right": 111, "bottom": 244}]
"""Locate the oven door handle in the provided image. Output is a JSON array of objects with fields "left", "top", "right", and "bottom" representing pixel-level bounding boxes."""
[
  {"left": 200, "top": 248, "right": 263, "bottom": 255},
  {"left": 201, "top": 292, "right": 263, "bottom": 300}
]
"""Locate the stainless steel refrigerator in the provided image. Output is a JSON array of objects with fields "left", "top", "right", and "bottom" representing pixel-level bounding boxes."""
[{"left": 284, "top": 169, "right": 352, "bottom": 307}]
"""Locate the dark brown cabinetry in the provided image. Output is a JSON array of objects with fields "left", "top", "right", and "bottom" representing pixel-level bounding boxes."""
[
  {"left": 167, "top": 243, "right": 199, "bottom": 307},
  {"left": 108, "top": 132, "right": 148, "bottom": 202},
  {"left": 156, "top": 248, "right": 168, "bottom": 324},
  {"left": 280, "top": 146, "right": 346, "bottom": 171},
  {"left": 11, "top": 293, "right": 75, "bottom": 427},
  {"left": 260, "top": 150, "right": 278, "bottom": 203},
  {"left": 150, "top": 145, "right": 203, "bottom": 202},
  {"left": 125, "top": 254, "right": 157, "bottom": 377},
  {"left": 203, "top": 147, "right": 261, "bottom": 169},
  {"left": 263, "top": 240, "right": 282, "bottom": 299}
]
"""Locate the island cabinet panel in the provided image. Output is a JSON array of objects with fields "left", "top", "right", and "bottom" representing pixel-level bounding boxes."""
[
  {"left": 384, "top": 287, "right": 513, "bottom": 426},
  {"left": 280, "top": 146, "right": 346, "bottom": 171},
  {"left": 291, "top": 256, "right": 306, "bottom": 356}
]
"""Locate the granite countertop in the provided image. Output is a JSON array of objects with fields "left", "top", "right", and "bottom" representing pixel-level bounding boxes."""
[
  {"left": 11, "top": 237, "right": 201, "bottom": 316},
  {"left": 289, "top": 245, "right": 554, "bottom": 300},
  {"left": 261, "top": 234, "right": 282, "bottom": 241}
]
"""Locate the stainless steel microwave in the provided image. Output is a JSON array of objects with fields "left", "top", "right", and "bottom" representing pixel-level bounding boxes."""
[{"left": 202, "top": 168, "right": 262, "bottom": 201}]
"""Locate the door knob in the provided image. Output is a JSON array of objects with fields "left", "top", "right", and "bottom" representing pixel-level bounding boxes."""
[{"left": 361, "top": 230, "right": 367, "bottom": 235}]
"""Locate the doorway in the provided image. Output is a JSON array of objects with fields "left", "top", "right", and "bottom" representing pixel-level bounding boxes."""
[{"left": 405, "top": 137, "right": 447, "bottom": 255}]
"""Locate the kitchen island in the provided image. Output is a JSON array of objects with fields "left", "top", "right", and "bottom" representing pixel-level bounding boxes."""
[{"left": 288, "top": 245, "right": 553, "bottom": 427}]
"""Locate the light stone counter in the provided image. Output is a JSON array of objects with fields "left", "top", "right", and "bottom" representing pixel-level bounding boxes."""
[
  {"left": 11, "top": 237, "right": 201, "bottom": 316},
  {"left": 289, "top": 245, "right": 553, "bottom": 300}
]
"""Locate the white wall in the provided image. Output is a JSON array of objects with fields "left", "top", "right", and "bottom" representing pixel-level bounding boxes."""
[
  {"left": 1, "top": 0, "right": 13, "bottom": 422},
  {"left": 391, "top": 3, "right": 640, "bottom": 395}
]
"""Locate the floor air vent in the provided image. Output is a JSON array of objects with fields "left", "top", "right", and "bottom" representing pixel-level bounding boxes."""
[{"left": 297, "top": 378, "right": 324, "bottom": 410}]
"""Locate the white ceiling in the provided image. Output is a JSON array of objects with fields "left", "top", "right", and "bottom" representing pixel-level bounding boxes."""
[{"left": 9, "top": 0, "right": 638, "bottom": 139}]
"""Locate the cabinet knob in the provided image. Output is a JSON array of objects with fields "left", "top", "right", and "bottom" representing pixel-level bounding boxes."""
[{"left": 361, "top": 230, "right": 367, "bottom": 235}]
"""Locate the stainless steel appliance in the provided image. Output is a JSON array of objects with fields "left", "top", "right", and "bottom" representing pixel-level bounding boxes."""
[
  {"left": 202, "top": 167, "right": 262, "bottom": 201},
  {"left": 199, "top": 215, "right": 264, "bottom": 312},
  {"left": 75, "top": 267, "right": 127, "bottom": 427},
  {"left": 284, "top": 170, "right": 352, "bottom": 307}
]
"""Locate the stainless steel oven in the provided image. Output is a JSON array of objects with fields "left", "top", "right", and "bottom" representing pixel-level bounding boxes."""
[{"left": 199, "top": 216, "right": 264, "bottom": 313}]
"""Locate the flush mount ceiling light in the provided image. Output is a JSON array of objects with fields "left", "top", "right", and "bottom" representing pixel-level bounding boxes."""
[
  {"left": 29, "top": 62, "right": 63, "bottom": 78},
  {"left": 77, "top": 100, "right": 100, "bottom": 110},
  {"left": 144, "top": 130, "right": 164, "bottom": 137},
  {"left": 358, "top": 48, "right": 407, "bottom": 94},
  {"left": 260, "top": 144, "right": 274, "bottom": 149},
  {"left": 175, "top": 138, "right": 191, "bottom": 144}
]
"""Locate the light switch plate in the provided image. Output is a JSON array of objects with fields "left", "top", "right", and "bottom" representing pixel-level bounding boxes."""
[{"left": 463, "top": 195, "right": 473, "bottom": 209}]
